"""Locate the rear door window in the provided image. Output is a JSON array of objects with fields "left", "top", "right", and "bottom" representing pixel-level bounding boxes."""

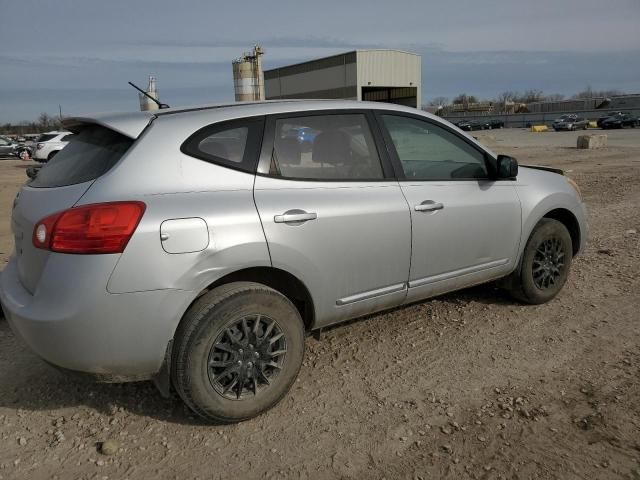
[
  {"left": 29, "top": 126, "right": 133, "bottom": 188},
  {"left": 268, "top": 114, "right": 384, "bottom": 180}
]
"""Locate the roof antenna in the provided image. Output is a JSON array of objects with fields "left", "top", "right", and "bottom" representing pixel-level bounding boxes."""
[{"left": 128, "top": 81, "right": 170, "bottom": 109}]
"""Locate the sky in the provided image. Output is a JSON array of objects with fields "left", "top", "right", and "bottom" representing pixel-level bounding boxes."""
[{"left": 0, "top": 0, "right": 639, "bottom": 123}]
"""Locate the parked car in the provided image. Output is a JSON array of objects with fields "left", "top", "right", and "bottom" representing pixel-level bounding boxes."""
[
  {"left": 599, "top": 112, "right": 638, "bottom": 129},
  {"left": 551, "top": 114, "right": 589, "bottom": 131},
  {"left": 33, "top": 131, "right": 75, "bottom": 162},
  {"left": 455, "top": 119, "right": 485, "bottom": 131},
  {"left": 0, "top": 136, "right": 31, "bottom": 159},
  {"left": 0, "top": 136, "right": 18, "bottom": 157},
  {"left": 488, "top": 119, "right": 504, "bottom": 129},
  {"left": 596, "top": 111, "right": 623, "bottom": 128},
  {"left": 0, "top": 100, "right": 587, "bottom": 423}
]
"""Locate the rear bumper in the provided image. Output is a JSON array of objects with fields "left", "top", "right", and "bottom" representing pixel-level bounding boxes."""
[{"left": 0, "top": 255, "right": 194, "bottom": 381}]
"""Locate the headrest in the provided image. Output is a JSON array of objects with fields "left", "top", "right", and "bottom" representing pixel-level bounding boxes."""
[{"left": 312, "top": 130, "right": 351, "bottom": 165}]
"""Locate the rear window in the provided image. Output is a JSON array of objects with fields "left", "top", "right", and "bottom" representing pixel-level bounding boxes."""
[
  {"left": 37, "top": 134, "right": 57, "bottom": 142},
  {"left": 29, "top": 126, "right": 132, "bottom": 188}
]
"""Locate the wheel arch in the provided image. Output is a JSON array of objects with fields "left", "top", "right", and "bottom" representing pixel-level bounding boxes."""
[
  {"left": 155, "top": 266, "right": 316, "bottom": 397},
  {"left": 542, "top": 208, "right": 581, "bottom": 256},
  {"left": 187, "top": 266, "right": 316, "bottom": 332}
]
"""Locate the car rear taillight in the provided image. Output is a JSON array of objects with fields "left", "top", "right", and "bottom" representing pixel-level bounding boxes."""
[
  {"left": 33, "top": 202, "right": 146, "bottom": 254},
  {"left": 36, "top": 143, "right": 44, "bottom": 150}
]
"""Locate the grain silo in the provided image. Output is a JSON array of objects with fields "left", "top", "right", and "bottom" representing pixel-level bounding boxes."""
[
  {"left": 139, "top": 76, "right": 159, "bottom": 111},
  {"left": 232, "top": 45, "right": 265, "bottom": 102}
]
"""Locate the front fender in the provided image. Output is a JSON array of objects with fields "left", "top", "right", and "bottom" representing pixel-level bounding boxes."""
[{"left": 515, "top": 168, "right": 587, "bottom": 264}]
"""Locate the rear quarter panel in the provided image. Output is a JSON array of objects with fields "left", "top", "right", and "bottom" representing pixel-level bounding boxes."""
[{"left": 76, "top": 114, "right": 271, "bottom": 295}]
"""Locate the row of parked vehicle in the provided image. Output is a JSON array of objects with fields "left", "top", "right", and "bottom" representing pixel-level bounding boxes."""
[
  {"left": 552, "top": 112, "right": 639, "bottom": 131},
  {"left": 454, "top": 119, "right": 505, "bottom": 131},
  {"left": 0, "top": 131, "right": 74, "bottom": 161},
  {"left": 453, "top": 111, "right": 639, "bottom": 132}
]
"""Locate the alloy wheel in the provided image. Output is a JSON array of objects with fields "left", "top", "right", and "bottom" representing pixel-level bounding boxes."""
[
  {"left": 207, "top": 315, "right": 287, "bottom": 400},
  {"left": 532, "top": 237, "right": 565, "bottom": 289}
]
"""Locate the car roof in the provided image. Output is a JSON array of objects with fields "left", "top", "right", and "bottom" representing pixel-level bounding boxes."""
[
  {"left": 62, "top": 100, "right": 435, "bottom": 139},
  {"left": 61, "top": 99, "right": 497, "bottom": 157}
]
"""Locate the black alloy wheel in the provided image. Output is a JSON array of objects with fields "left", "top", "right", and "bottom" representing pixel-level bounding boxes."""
[
  {"left": 507, "top": 218, "right": 573, "bottom": 304},
  {"left": 531, "top": 237, "right": 566, "bottom": 290},
  {"left": 208, "top": 314, "right": 287, "bottom": 400}
]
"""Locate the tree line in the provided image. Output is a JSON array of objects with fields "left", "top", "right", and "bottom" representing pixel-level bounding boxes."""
[
  {"left": 428, "top": 87, "right": 626, "bottom": 108},
  {"left": 1, "top": 113, "right": 63, "bottom": 135}
]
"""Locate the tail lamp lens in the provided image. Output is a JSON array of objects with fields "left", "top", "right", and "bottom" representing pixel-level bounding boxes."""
[
  {"left": 36, "top": 143, "right": 44, "bottom": 150},
  {"left": 32, "top": 201, "right": 146, "bottom": 254}
]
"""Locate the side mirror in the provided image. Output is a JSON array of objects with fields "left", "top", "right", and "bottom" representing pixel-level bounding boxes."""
[{"left": 496, "top": 154, "right": 518, "bottom": 179}]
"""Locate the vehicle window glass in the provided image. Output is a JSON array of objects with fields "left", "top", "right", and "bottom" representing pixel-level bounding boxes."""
[
  {"left": 181, "top": 118, "right": 263, "bottom": 173},
  {"left": 381, "top": 115, "right": 488, "bottom": 180},
  {"left": 269, "top": 114, "right": 383, "bottom": 180},
  {"left": 29, "top": 126, "right": 132, "bottom": 188},
  {"left": 198, "top": 127, "right": 247, "bottom": 164},
  {"left": 61, "top": 134, "right": 76, "bottom": 142},
  {"left": 37, "top": 134, "right": 57, "bottom": 142}
]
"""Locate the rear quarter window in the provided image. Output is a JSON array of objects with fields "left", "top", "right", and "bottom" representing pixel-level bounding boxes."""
[
  {"left": 29, "top": 126, "right": 132, "bottom": 188},
  {"left": 180, "top": 117, "right": 265, "bottom": 173}
]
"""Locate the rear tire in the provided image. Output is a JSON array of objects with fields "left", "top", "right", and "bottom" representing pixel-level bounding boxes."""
[
  {"left": 47, "top": 150, "right": 58, "bottom": 162},
  {"left": 172, "top": 282, "right": 305, "bottom": 423},
  {"left": 509, "top": 219, "right": 572, "bottom": 304}
]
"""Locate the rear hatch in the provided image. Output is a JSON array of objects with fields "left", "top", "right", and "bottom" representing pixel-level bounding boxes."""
[{"left": 12, "top": 125, "right": 136, "bottom": 294}]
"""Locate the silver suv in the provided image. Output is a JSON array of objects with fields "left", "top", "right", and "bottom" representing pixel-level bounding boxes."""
[{"left": 0, "top": 101, "right": 586, "bottom": 423}]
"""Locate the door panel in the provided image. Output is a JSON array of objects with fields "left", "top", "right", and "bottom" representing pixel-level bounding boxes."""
[
  {"left": 254, "top": 178, "right": 411, "bottom": 327},
  {"left": 401, "top": 180, "right": 521, "bottom": 303},
  {"left": 375, "top": 113, "right": 522, "bottom": 303}
]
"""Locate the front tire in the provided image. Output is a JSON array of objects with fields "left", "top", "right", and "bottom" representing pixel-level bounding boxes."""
[
  {"left": 509, "top": 219, "right": 572, "bottom": 304},
  {"left": 172, "top": 282, "right": 305, "bottom": 423}
]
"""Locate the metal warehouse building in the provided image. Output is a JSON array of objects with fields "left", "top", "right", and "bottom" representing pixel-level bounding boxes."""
[{"left": 264, "top": 49, "right": 421, "bottom": 108}]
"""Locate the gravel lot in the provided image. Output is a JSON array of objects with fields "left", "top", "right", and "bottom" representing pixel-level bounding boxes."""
[{"left": 1, "top": 128, "right": 639, "bottom": 479}]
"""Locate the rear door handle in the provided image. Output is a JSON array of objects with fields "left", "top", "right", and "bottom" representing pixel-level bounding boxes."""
[
  {"left": 414, "top": 201, "right": 444, "bottom": 212},
  {"left": 274, "top": 210, "right": 317, "bottom": 224}
]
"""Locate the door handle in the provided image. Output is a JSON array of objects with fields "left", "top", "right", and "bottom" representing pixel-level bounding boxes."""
[
  {"left": 274, "top": 210, "right": 317, "bottom": 224},
  {"left": 414, "top": 201, "right": 444, "bottom": 212}
]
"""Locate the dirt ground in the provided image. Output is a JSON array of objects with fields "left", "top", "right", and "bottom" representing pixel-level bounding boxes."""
[{"left": 0, "top": 129, "right": 639, "bottom": 480}]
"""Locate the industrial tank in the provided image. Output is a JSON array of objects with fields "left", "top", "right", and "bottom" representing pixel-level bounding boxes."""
[
  {"left": 232, "top": 45, "right": 265, "bottom": 102},
  {"left": 139, "top": 76, "right": 159, "bottom": 111}
]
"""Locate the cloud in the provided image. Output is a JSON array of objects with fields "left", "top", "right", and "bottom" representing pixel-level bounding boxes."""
[{"left": 1, "top": 0, "right": 638, "bottom": 121}]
